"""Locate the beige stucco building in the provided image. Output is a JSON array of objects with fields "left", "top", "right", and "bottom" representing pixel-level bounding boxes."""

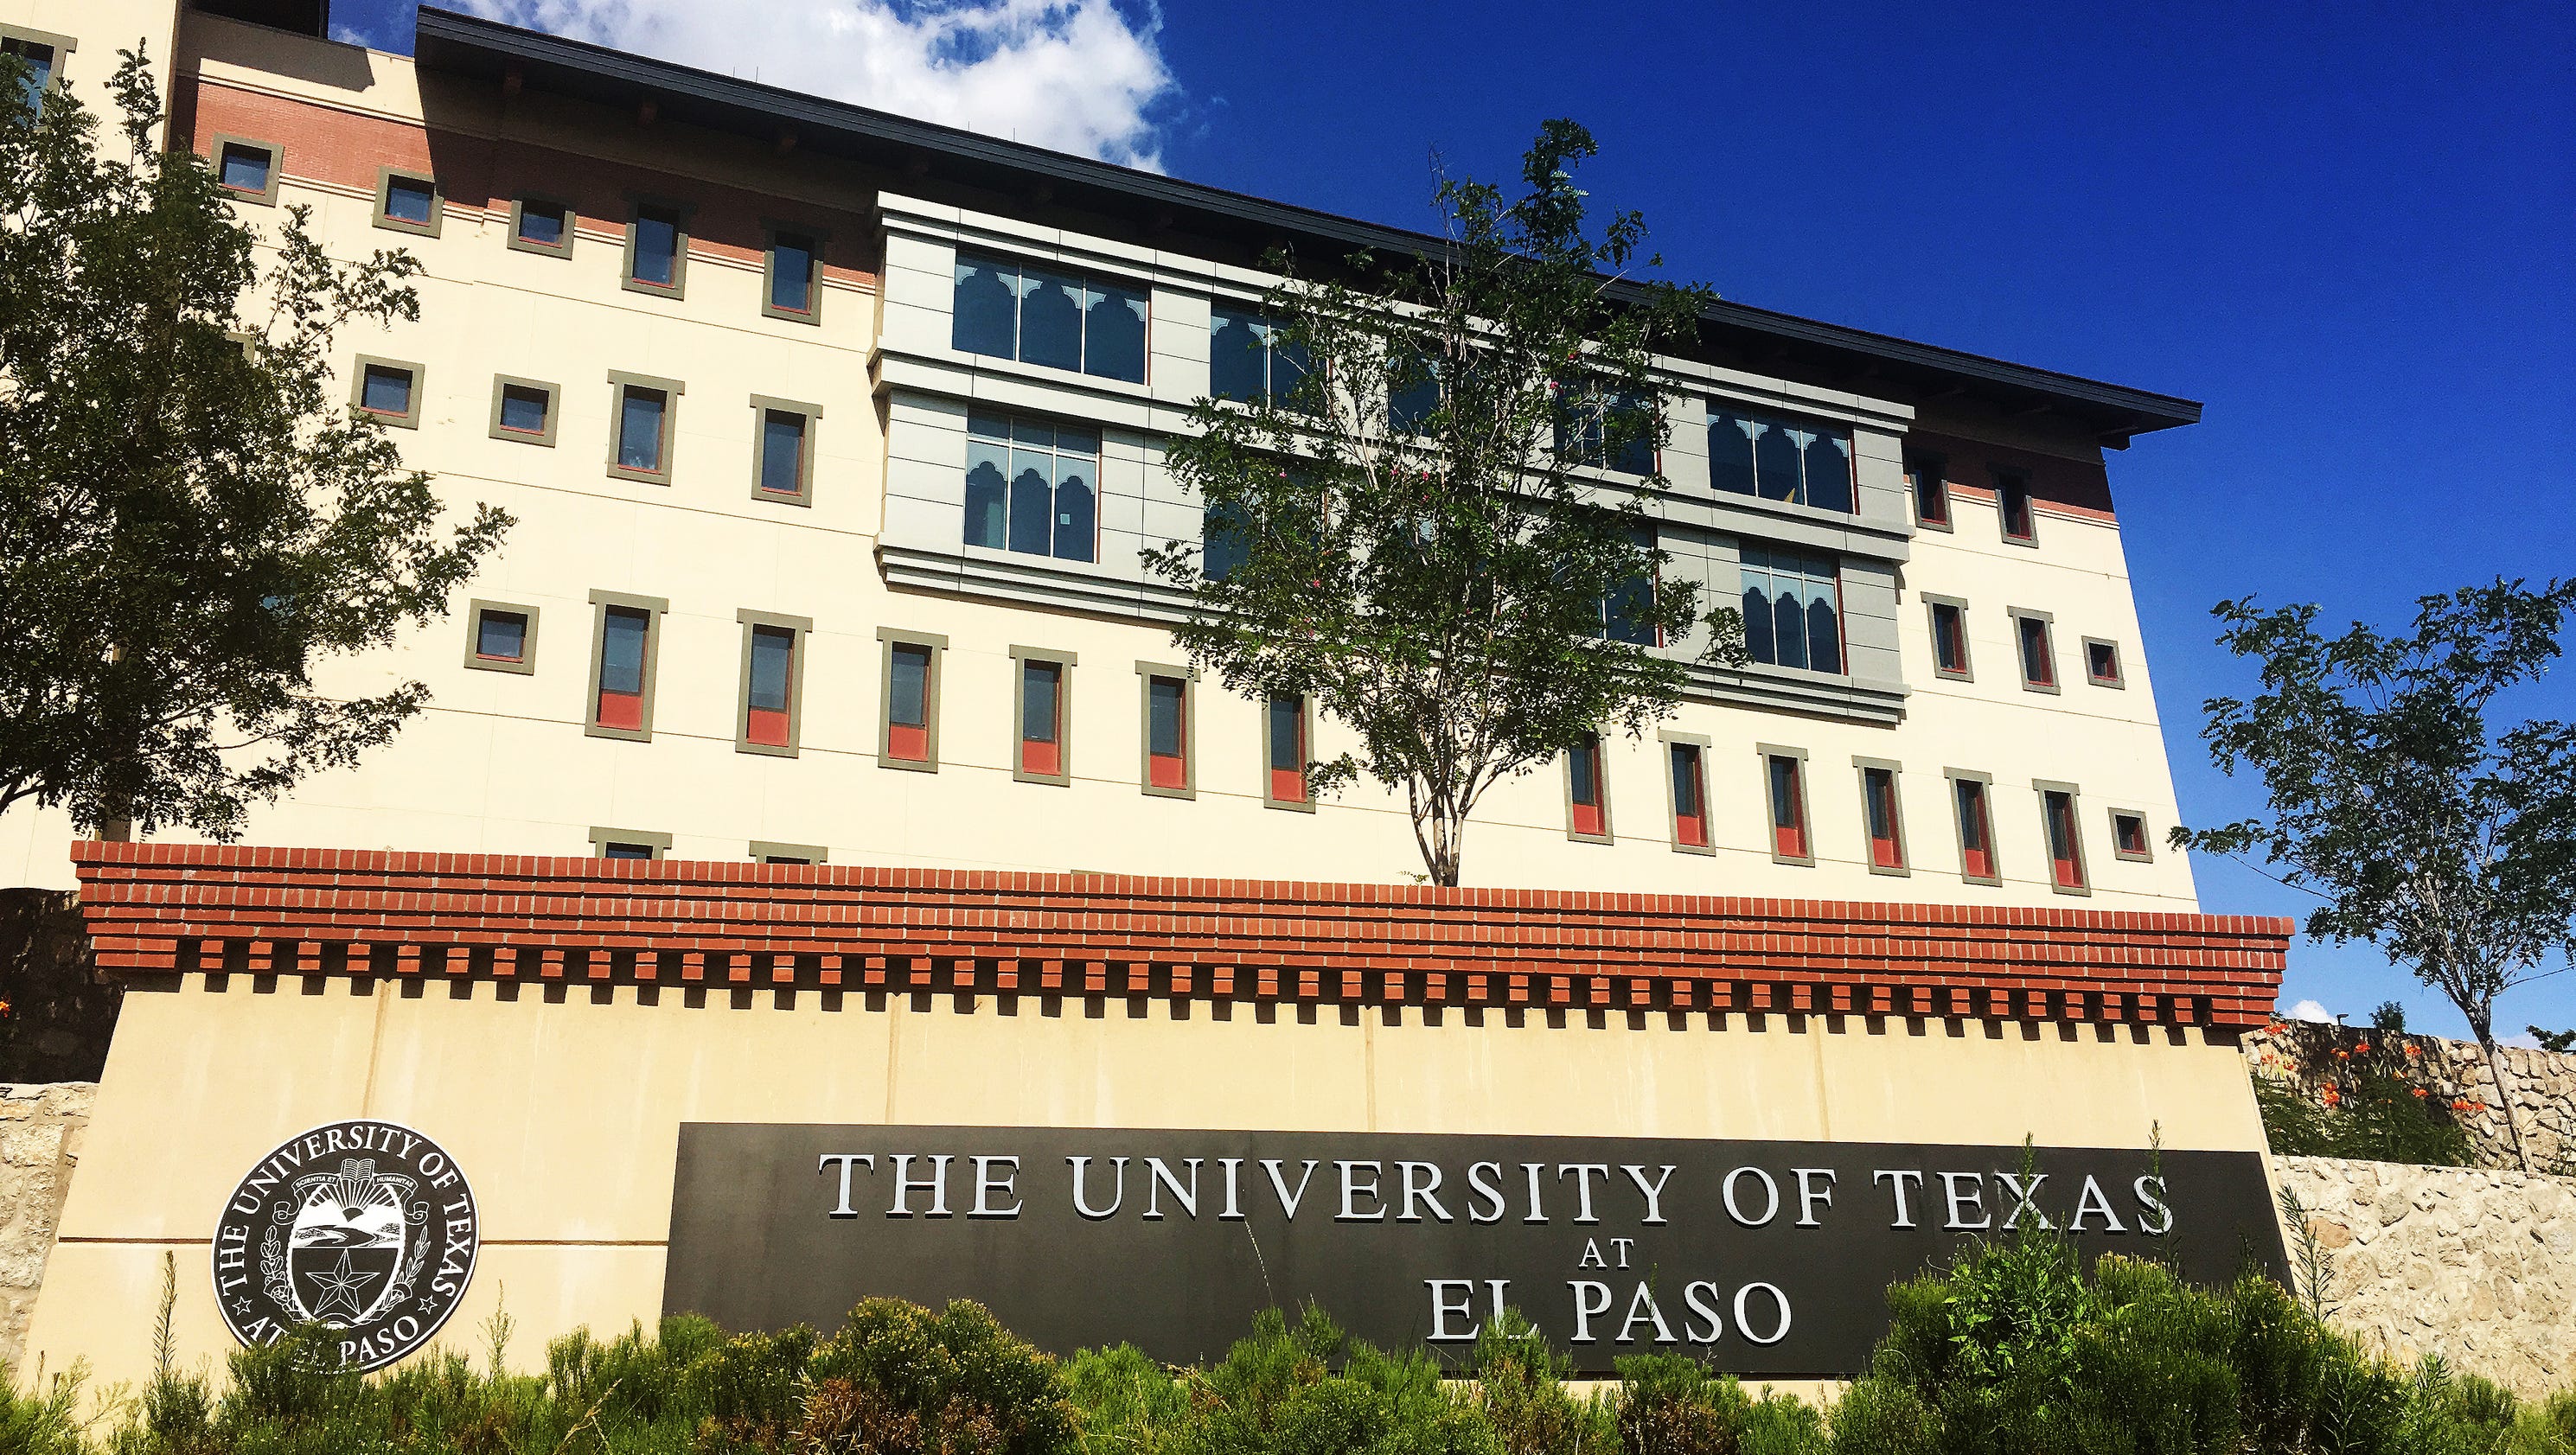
[{"left": 3, "top": 0, "right": 2286, "bottom": 1391}]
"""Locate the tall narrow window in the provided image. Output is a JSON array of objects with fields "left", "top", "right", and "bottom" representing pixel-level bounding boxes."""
[
  {"left": 1996, "top": 469, "right": 2036, "bottom": 543},
  {"left": 608, "top": 373, "right": 682, "bottom": 484},
  {"left": 1211, "top": 304, "right": 1309, "bottom": 406},
  {"left": 1141, "top": 669, "right": 1191, "bottom": 795},
  {"left": 2040, "top": 785, "right": 2087, "bottom": 891},
  {"left": 1201, "top": 496, "right": 1250, "bottom": 582},
  {"left": 1667, "top": 740, "right": 1710, "bottom": 850},
  {"left": 1707, "top": 408, "right": 1853, "bottom": 512},
  {"left": 1763, "top": 750, "right": 1810, "bottom": 863},
  {"left": 1602, "top": 520, "right": 1659, "bottom": 645},
  {"left": 952, "top": 253, "right": 1147, "bottom": 384},
  {"left": 879, "top": 631, "right": 943, "bottom": 770},
  {"left": 1740, "top": 546, "right": 1844, "bottom": 673},
  {"left": 738, "top": 614, "right": 805, "bottom": 756},
  {"left": 1014, "top": 653, "right": 1071, "bottom": 784},
  {"left": 964, "top": 412, "right": 1096, "bottom": 563},
  {"left": 626, "top": 203, "right": 687, "bottom": 294},
  {"left": 765, "top": 229, "right": 819, "bottom": 319},
  {"left": 586, "top": 592, "right": 667, "bottom": 742},
  {"left": 1907, "top": 453, "right": 1950, "bottom": 528},
  {"left": 1566, "top": 734, "right": 1608, "bottom": 840},
  {"left": 1859, "top": 763, "right": 1906, "bottom": 872},
  {"left": 1951, "top": 774, "right": 1998, "bottom": 884},
  {"left": 1927, "top": 597, "right": 1972, "bottom": 680},
  {"left": 2014, "top": 611, "right": 2058, "bottom": 692},
  {"left": 751, "top": 397, "right": 822, "bottom": 506},
  {"left": 1265, "top": 692, "right": 1310, "bottom": 807}
]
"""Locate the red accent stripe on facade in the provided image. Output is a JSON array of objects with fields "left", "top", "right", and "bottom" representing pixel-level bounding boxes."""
[{"left": 68, "top": 845, "right": 2286, "bottom": 1029}]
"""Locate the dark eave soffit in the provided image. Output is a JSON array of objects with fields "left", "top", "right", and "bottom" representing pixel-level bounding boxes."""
[{"left": 412, "top": 6, "right": 2201, "bottom": 441}]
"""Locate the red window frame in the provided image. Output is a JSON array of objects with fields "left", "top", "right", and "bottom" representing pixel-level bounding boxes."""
[
  {"left": 886, "top": 642, "right": 933, "bottom": 763},
  {"left": 1568, "top": 734, "right": 1606, "bottom": 838},
  {"left": 1932, "top": 603, "right": 1969, "bottom": 676},
  {"left": 2018, "top": 616, "right": 2056, "bottom": 688},
  {"left": 593, "top": 606, "right": 650, "bottom": 731},
  {"left": 1767, "top": 755, "right": 1808, "bottom": 860},
  {"left": 2113, "top": 811, "right": 2150, "bottom": 858},
  {"left": 1019, "top": 659, "right": 1064, "bottom": 778},
  {"left": 2086, "top": 640, "right": 2122, "bottom": 686},
  {"left": 1908, "top": 455, "right": 1950, "bottom": 526},
  {"left": 745, "top": 624, "right": 796, "bottom": 749},
  {"left": 474, "top": 609, "right": 528, "bottom": 664},
  {"left": 1669, "top": 743, "right": 1709, "bottom": 848},
  {"left": 1267, "top": 692, "right": 1307, "bottom": 804},
  {"left": 1863, "top": 767, "right": 1903, "bottom": 870},
  {"left": 1146, "top": 675, "right": 1188, "bottom": 789},
  {"left": 1998, "top": 470, "right": 2036, "bottom": 542},
  {"left": 1956, "top": 778, "right": 1997, "bottom": 881},
  {"left": 2043, "top": 789, "right": 2087, "bottom": 889}
]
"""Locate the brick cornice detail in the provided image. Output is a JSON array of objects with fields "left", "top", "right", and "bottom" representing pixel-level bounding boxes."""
[{"left": 68, "top": 844, "right": 2287, "bottom": 1029}]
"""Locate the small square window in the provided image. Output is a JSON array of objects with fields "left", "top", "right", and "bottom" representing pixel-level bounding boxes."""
[
  {"left": 463, "top": 600, "right": 538, "bottom": 674},
  {"left": 1926, "top": 597, "right": 1972, "bottom": 681},
  {"left": 624, "top": 202, "right": 689, "bottom": 296},
  {"left": 607, "top": 373, "right": 683, "bottom": 484},
  {"left": 751, "top": 397, "right": 822, "bottom": 507},
  {"left": 879, "top": 629, "right": 945, "bottom": 771},
  {"left": 764, "top": 228, "right": 821, "bottom": 321},
  {"left": 1565, "top": 733, "right": 1609, "bottom": 842},
  {"left": 2011, "top": 610, "right": 2058, "bottom": 692},
  {"left": 350, "top": 356, "right": 422, "bottom": 430},
  {"left": 1264, "top": 691, "right": 1312, "bottom": 810},
  {"left": 1761, "top": 749, "right": 1812, "bottom": 865},
  {"left": 2110, "top": 809, "right": 2153, "bottom": 863},
  {"left": 374, "top": 168, "right": 440, "bottom": 237},
  {"left": 489, "top": 377, "right": 559, "bottom": 446},
  {"left": 1013, "top": 651, "right": 1072, "bottom": 785},
  {"left": 2084, "top": 638, "right": 2125, "bottom": 688},
  {"left": 588, "top": 827, "right": 670, "bottom": 861},
  {"left": 510, "top": 198, "right": 572, "bottom": 257},
  {"left": 213, "top": 137, "right": 279, "bottom": 205}
]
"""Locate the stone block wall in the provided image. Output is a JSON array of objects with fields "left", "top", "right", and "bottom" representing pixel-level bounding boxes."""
[
  {"left": 2244, "top": 1021, "right": 2576, "bottom": 1176},
  {"left": 2277, "top": 1155, "right": 2576, "bottom": 1400},
  {"left": 0, "top": 1083, "right": 91, "bottom": 1377}
]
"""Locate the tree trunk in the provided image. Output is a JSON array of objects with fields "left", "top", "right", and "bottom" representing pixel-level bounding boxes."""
[{"left": 2469, "top": 1005, "right": 2534, "bottom": 1174}]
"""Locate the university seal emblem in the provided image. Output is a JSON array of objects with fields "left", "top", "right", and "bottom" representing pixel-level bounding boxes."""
[{"left": 211, "top": 1120, "right": 479, "bottom": 1371}]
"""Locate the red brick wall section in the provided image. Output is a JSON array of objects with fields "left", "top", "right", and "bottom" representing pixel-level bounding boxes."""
[{"left": 67, "top": 846, "right": 2288, "bottom": 1029}]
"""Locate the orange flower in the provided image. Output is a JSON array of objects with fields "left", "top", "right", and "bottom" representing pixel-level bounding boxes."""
[
  {"left": 2320, "top": 1088, "right": 2342, "bottom": 1107},
  {"left": 2355, "top": 1042, "right": 2371, "bottom": 1054},
  {"left": 2412, "top": 1087, "right": 2428, "bottom": 1099},
  {"left": 2404, "top": 1043, "right": 2422, "bottom": 1057},
  {"left": 2334, "top": 1050, "right": 2350, "bottom": 1060}
]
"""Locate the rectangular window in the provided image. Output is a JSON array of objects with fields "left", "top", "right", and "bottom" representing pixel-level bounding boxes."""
[
  {"left": 1566, "top": 734, "right": 1608, "bottom": 840},
  {"left": 586, "top": 592, "right": 667, "bottom": 741},
  {"left": 765, "top": 229, "right": 818, "bottom": 319},
  {"left": 601, "top": 840, "right": 656, "bottom": 861},
  {"left": 1708, "top": 407, "right": 1853, "bottom": 512},
  {"left": 608, "top": 373, "right": 683, "bottom": 483},
  {"left": 1141, "top": 669, "right": 1191, "bottom": 795},
  {"left": 2084, "top": 638, "right": 2124, "bottom": 688},
  {"left": 213, "top": 137, "right": 278, "bottom": 204},
  {"left": 1554, "top": 387, "right": 1656, "bottom": 475},
  {"left": 1387, "top": 352, "right": 1439, "bottom": 434},
  {"left": 1927, "top": 597, "right": 1972, "bottom": 680},
  {"left": 374, "top": 169, "right": 439, "bottom": 237},
  {"left": 589, "top": 827, "right": 671, "bottom": 861},
  {"left": 1951, "top": 773, "right": 1998, "bottom": 884},
  {"left": 1763, "top": 751, "right": 1810, "bottom": 863},
  {"left": 2, "top": 35, "right": 59, "bottom": 111},
  {"left": 1265, "top": 691, "right": 1310, "bottom": 807},
  {"left": 738, "top": 615, "right": 805, "bottom": 756},
  {"left": 879, "top": 631, "right": 943, "bottom": 770},
  {"left": 952, "top": 252, "right": 1147, "bottom": 384},
  {"left": 463, "top": 600, "right": 537, "bottom": 675},
  {"left": 1907, "top": 453, "right": 1950, "bottom": 528},
  {"left": 625, "top": 203, "right": 688, "bottom": 295},
  {"left": 1667, "top": 740, "right": 1710, "bottom": 850},
  {"left": 355, "top": 361, "right": 418, "bottom": 426},
  {"left": 1200, "top": 496, "right": 1250, "bottom": 582},
  {"left": 1996, "top": 469, "right": 2036, "bottom": 544},
  {"left": 1210, "top": 304, "right": 1311, "bottom": 406},
  {"left": 510, "top": 198, "right": 570, "bottom": 255},
  {"left": 2014, "top": 611, "right": 2058, "bottom": 692},
  {"left": 1860, "top": 763, "right": 1906, "bottom": 872},
  {"left": 1739, "top": 545, "right": 1844, "bottom": 673},
  {"left": 489, "top": 377, "right": 558, "bottom": 446},
  {"left": 751, "top": 397, "right": 822, "bottom": 506},
  {"left": 1600, "top": 519, "right": 1660, "bottom": 646},
  {"left": 1015, "top": 655, "right": 1069, "bottom": 783},
  {"left": 2110, "top": 808, "right": 2153, "bottom": 863},
  {"left": 751, "top": 841, "right": 826, "bottom": 866},
  {"left": 2040, "top": 785, "right": 2087, "bottom": 891},
  {"left": 964, "top": 411, "right": 1097, "bottom": 563}
]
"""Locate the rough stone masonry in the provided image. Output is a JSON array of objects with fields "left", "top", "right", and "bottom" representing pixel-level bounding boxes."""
[{"left": 0, "top": 1083, "right": 91, "bottom": 1376}]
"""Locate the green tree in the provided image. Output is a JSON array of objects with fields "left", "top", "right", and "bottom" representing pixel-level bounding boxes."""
[
  {"left": 2174, "top": 580, "right": 2576, "bottom": 1171},
  {"left": 0, "top": 48, "right": 507, "bottom": 841},
  {"left": 1143, "top": 120, "right": 1744, "bottom": 886}
]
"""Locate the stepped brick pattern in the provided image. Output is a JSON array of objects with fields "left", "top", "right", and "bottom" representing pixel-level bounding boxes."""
[{"left": 70, "top": 844, "right": 2286, "bottom": 1027}]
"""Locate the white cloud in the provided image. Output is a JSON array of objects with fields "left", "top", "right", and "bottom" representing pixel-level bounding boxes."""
[
  {"left": 455, "top": 0, "right": 1179, "bottom": 169},
  {"left": 2287, "top": 999, "right": 2335, "bottom": 1024}
]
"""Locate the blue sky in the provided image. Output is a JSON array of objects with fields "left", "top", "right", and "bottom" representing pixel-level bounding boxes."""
[{"left": 336, "top": 0, "right": 2576, "bottom": 1037}]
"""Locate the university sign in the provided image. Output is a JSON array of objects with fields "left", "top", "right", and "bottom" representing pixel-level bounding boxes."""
[{"left": 666, "top": 1124, "right": 2285, "bottom": 1376}]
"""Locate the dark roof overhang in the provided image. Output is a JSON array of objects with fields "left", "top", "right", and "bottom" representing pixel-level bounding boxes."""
[{"left": 413, "top": 6, "right": 2200, "bottom": 443}]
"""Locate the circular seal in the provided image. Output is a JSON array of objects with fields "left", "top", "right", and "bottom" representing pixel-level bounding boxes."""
[{"left": 210, "top": 1120, "right": 478, "bottom": 1371}]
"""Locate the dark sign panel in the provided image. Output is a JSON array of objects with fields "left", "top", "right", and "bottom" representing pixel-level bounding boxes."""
[{"left": 665, "top": 1124, "right": 2282, "bottom": 1377}]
